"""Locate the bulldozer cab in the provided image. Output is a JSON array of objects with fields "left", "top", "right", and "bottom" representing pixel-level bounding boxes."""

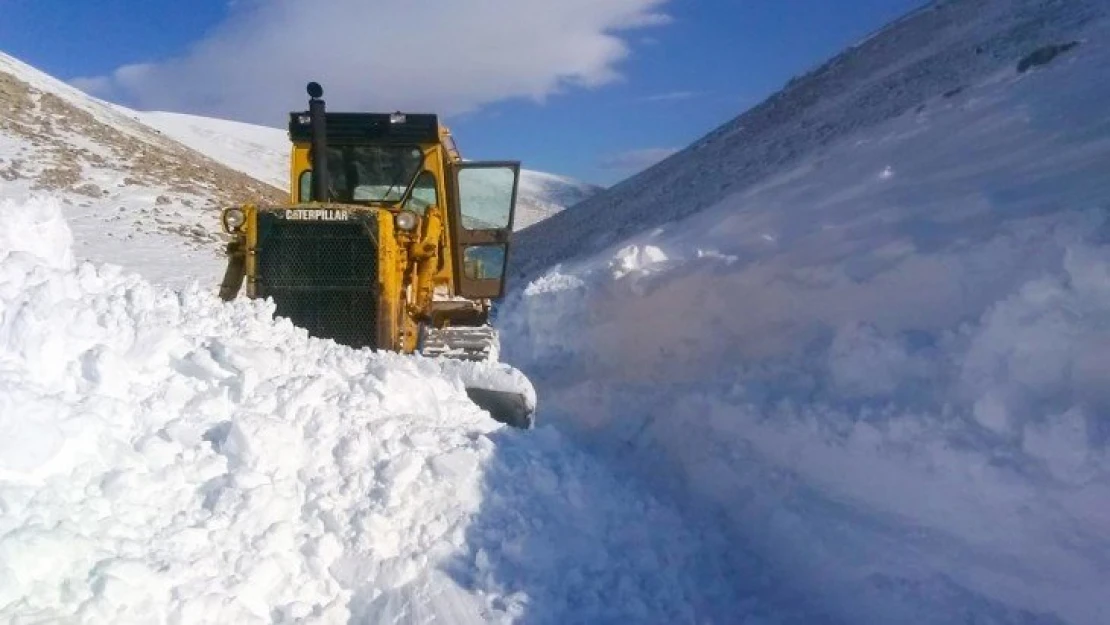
[{"left": 285, "top": 105, "right": 520, "bottom": 301}]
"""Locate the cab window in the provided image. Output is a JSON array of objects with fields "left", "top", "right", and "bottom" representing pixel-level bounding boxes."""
[
  {"left": 457, "top": 166, "right": 515, "bottom": 230},
  {"left": 404, "top": 171, "right": 438, "bottom": 212},
  {"left": 299, "top": 170, "right": 313, "bottom": 202}
]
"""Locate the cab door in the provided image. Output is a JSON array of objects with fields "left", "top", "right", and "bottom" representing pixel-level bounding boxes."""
[{"left": 446, "top": 161, "right": 521, "bottom": 299}]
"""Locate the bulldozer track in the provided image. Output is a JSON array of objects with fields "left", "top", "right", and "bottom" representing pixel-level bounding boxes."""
[{"left": 420, "top": 325, "right": 500, "bottom": 362}]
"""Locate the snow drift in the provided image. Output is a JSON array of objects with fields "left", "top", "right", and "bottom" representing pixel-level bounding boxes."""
[
  {"left": 0, "top": 196, "right": 743, "bottom": 624},
  {"left": 502, "top": 4, "right": 1110, "bottom": 625}
]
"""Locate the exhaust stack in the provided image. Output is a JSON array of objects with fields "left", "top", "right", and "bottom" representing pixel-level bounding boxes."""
[{"left": 307, "top": 82, "right": 329, "bottom": 203}]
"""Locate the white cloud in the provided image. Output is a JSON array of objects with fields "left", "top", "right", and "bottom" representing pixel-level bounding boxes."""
[
  {"left": 73, "top": 0, "right": 670, "bottom": 124},
  {"left": 600, "top": 147, "right": 679, "bottom": 171},
  {"left": 68, "top": 75, "right": 114, "bottom": 96},
  {"left": 642, "top": 90, "right": 700, "bottom": 102}
]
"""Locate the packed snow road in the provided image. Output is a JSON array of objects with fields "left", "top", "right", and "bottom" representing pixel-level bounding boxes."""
[{"left": 0, "top": 197, "right": 745, "bottom": 624}]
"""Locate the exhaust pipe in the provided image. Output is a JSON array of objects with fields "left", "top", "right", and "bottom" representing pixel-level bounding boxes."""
[{"left": 307, "top": 82, "right": 329, "bottom": 203}]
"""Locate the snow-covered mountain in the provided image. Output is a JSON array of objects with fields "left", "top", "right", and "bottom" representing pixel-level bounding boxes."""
[
  {"left": 511, "top": 0, "right": 1105, "bottom": 280},
  {"left": 514, "top": 169, "right": 601, "bottom": 229},
  {"left": 0, "top": 53, "right": 285, "bottom": 288},
  {"left": 503, "top": 1, "right": 1110, "bottom": 624},
  {"left": 133, "top": 110, "right": 292, "bottom": 190}
]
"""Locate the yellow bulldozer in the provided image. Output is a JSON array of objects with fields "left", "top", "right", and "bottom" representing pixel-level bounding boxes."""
[{"left": 218, "top": 82, "right": 534, "bottom": 427}]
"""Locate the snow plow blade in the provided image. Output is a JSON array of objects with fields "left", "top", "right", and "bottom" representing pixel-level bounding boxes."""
[
  {"left": 433, "top": 353, "right": 536, "bottom": 429},
  {"left": 421, "top": 325, "right": 536, "bottom": 428},
  {"left": 465, "top": 387, "right": 534, "bottom": 429}
]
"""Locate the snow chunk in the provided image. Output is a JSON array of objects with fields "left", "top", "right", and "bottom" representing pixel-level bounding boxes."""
[
  {"left": 0, "top": 196, "right": 74, "bottom": 270},
  {"left": 0, "top": 390, "right": 66, "bottom": 478},
  {"left": 609, "top": 244, "right": 668, "bottom": 279}
]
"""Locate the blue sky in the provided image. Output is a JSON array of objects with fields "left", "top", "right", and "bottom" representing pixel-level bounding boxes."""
[{"left": 1, "top": 0, "right": 925, "bottom": 186}]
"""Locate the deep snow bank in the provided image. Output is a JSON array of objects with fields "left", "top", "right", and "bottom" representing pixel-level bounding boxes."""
[
  {"left": 0, "top": 196, "right": 744, "bottom": 624},
  {"left": 0, "top": 197, "right": 500, "bottom": 623},
  {"left": 501, "top": 14, "right": 1110, "bottom": 625}
]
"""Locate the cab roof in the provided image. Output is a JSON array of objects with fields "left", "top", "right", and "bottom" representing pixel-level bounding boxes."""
[{"left": 287, "top": 112, "right": 440, "bottom": 144}]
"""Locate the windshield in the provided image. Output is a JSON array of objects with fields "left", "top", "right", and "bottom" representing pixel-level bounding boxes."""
[{"left": 316, "top": 145, "right": 425, "bottom": 203}]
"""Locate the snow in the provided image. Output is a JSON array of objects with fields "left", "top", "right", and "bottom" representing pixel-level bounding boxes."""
[
  {"left": 0, "top": 51, "right": 275, "bottom": 292},
  {"left": 0, "top": 177, "right": 226, "bottom": 294},
  {"left": 511, "top": 0, "right": 1106, "bottom": 280},
  {"left": 0, "top": 170, "right": 229, "bottom": 292},
  {"left": 513, "top": 169, "right": 602, "bottom": 230},
  {"left": 0, "top": 53, "right": 161, "bottom": 145},
  {"left": 0, "top": 196, "right": 742, "bottom": 624},
  {"left": 501, "top": 3, "right": 1110, "bottom": 624},
  {"left": 135, "top": 110, "right": 291, "bottom": 189}
]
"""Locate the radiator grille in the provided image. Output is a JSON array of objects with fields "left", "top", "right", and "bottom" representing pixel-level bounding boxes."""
[{"left": 255, "top": 213, "right": 379, "bottom": 349}]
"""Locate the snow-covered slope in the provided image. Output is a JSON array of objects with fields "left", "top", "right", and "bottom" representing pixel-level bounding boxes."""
[
  {"left": 136, "top": 111, "right": 290, "bottom": 189},
  {"left": 514, "top": 169, "right": 601, "bottom": 229},
  {"left": 137, "top": 110, "right": 601, "bottom": 230},
  {"left": 511, "top": 0, "right": 1106, "bottom": 280},
  {"left": 0, "top": 53, "right": 283, "bottom": 289},
  {"left": 502, "top": 1, "right": 1110, "bottom": 624}
]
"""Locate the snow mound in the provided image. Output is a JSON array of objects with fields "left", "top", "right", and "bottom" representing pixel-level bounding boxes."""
[
  {"left": 0, "top": 197, "right": 740, "bottom": 624},
  {"left": 0, "top": 197, "right": 494, "bottom": 623}
]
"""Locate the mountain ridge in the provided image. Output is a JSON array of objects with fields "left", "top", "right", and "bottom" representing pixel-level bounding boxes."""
[{"left": 511, "top": 0, "right": 1105, "bottom": 280}]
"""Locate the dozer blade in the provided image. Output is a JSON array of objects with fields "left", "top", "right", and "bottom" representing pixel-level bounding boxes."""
[
  {"left": 465, "top": 387, "right": 534, "bottom": 429},
  {"left": 423, "top": 325, "right": 536, "bottom": 429}
]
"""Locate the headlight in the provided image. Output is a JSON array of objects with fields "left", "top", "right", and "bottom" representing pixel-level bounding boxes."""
[
  {"left": 395, "top": 210, "right": 418, "bottom": 232},
  {"left": 222, "top": 208, "right": 245, "bottom": 232}
]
